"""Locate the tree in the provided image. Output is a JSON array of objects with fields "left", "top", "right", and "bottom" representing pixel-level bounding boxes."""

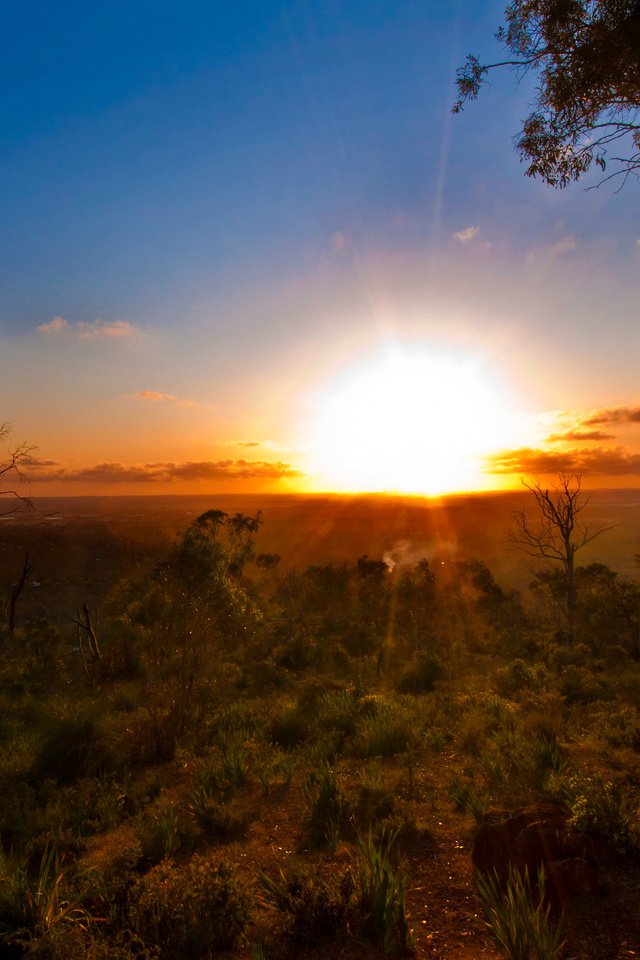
[
  {"left": 453, "top": 1, "right": 640, "bottom": 187},
  {"left": 511, "top": 473, "right": 608, "bottom": 645},
  {"left": 0, "top": 423, "right": 32, "bottom": 515}
]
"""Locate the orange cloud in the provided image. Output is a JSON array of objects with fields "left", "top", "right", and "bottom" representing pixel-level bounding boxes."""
[
  {"left": 487, "top": 446, "right": 640, "bottom": 476},
  {"left": 23, "top": 459, "right": 302, "bottom": 484},
  {"left": 546, "top": 429, "right": 616, "bottom": 443},
  {"left": 582, "top": 406, "right": 640, "bottom": 426},
  {"left": 133, "top": 390, "right": 195, "bottom": 409},
  {"left": 37, "top": 317, "right": 136, "bottom": 339}
]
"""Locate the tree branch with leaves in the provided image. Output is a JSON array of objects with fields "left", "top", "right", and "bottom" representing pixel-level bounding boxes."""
[{"left": 453, "top": 1, "right": 640, "bottom": 188}]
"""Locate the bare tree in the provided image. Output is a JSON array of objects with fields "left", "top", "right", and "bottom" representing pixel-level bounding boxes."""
[
  {"left": 511, "top": 474, "right": 608, "bottom": 646},
  {"left": 0, "top": 423, "right": 33, "bottom": 516}
]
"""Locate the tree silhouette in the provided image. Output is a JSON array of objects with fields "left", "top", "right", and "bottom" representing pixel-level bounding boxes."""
[
  {"left": 511, "top": 473, "right": 608, "bottom": 645},
  {"left": 0, "top": 423, "right": 32, "bottom": 516}
]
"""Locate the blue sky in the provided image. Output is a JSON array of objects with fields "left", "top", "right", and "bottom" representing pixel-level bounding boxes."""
[{"left": 2, "top": 1, "right": 640, "bottom": 494}]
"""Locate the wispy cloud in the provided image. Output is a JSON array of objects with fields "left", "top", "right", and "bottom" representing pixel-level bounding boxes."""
[
  {"left": 23, "top": 458, "right": 302, "bottom": 484},
  {"left": 133, "top": 390, "right": 195, "bottom": 409},
  {"left": 37, "top": 317, "right": 136, "bottom": 340},
  {"left": 453, "top": 225, "right": 479, "bottom": 245},
  {"left": 548, "top": 235, "right": 578, "bottom": 257},
  {"left": 329, "top": 231, "right": 348, "bottom": 255}
]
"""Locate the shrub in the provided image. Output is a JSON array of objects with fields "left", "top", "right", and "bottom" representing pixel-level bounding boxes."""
[
  {"left": 449, "top": 776, "right": 489, "bottom": 822},
  {"left": 351, "top": 701, "right": 416, "bottom": 759},
  {"left": 354, "top": 764, "right": 395, "bottom": 830},
  {"left": 476, "top": 865, "right": 564, "bottom": 960},
  {"left": 259, "top": 864, "right": 355, "bottom": 940},
  {"left": 555, "top": 774, "right": 640, "bottom": 854},
  {"left": 33, "top": 708, "right": 116, "bottom": 783},
  {"left": 186, "top": 785, "right": 251, "bottom": 842},
  {"left": 355, "top": 829, "right": 414, "bottom": 955},
  {"left": 304, "top": 762, "right": 352, "bottom": 850},
  {"left": 268, "top": 706, "right": 310, "bottom": 750},
  {"left": 397, "top": 656, "right": 444, "bottom": 694},
  {"left": 316, "top": 688, "right": 362, "bottom": 739},
  {"left": 139, "top": 805, "right": 186, "bottom": 863},
  {"left": 129, "top": 855, "right": 249, "bottom": 958},
  {"left": 0, "top": 844, "right": 93, "bottom": 949}
]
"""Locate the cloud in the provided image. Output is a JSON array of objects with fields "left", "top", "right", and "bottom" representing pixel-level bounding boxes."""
[
  {"left": 19, "top": 455, "right": 61, "bottom": 469},
  {"left": 486, "top": 446, "right": 640, "bottom": 477},
  {"left": 329, "top": 231, "right": 348, "bottom": 254},
  {"left": 23, "top": 458, "right": 302, "bottom": 484},
  {"left": 37, "top": 317, "right": 136, "bottom": 340},
  {"left": 453, "top": 225, "right": 479, "bottom": 245},
  {"left": 548, "top": 235, "right": 578, "bottom": 257},
  {"left": 546, "top": 429, "right": 616, "bottom": 443},
  {"left": 133, "top": 390, "right": 195, "bottom": 409},
  {"left": 581, "top": 406, "right": 640, "bottom": 426}
]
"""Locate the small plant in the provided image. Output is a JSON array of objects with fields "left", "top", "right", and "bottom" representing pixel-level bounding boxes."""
[
  {"left": 259, "top": 864, "right": 355, "bottom": 940},
  {"left": 352, "top": 700, "right": 416, "bottom": 759},
  {"left": 304, "top": 761, "right": 351, "bottom": 850},
  {"left": 0, "top": 844, "right": 92, "bottom": 948},
  {"left": 355, "top": 828, "right": 414, "bottom": 955},
  {"left": 268, "top": 705, "right": 310, "bottom": 749},
  {"left": 354, "top": 764, "right": 395, "bottom": 829},
  {"left": 556, "top": 774, "right": 639, "bottom": 854},
  {"left": 476, "top": 865, "right": 564, "bottom": 960},
  {"left": 129, "top": 854, "right": 249, "bottom": 958},
  {"left": 140, "top": 805, "right": 185, "bottom": 863},
  {"left": 187, "top": 784, "right": 250, "bottom": 841},
  {"left": 449, "top": 776, "right": 489, "bottom": 822}
]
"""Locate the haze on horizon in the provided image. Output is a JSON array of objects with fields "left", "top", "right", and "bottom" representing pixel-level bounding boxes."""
[{"left": 2, "top": 1, "right": 640, "bottom": 498}]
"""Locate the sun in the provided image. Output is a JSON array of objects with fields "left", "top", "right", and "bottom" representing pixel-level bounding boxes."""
[{"left": 306, "top": 345, "right": 515, "bottom": 495}]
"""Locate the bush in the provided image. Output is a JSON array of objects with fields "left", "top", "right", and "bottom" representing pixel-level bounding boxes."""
[
  {"left": 129, "top": 855, "right": 249, "bottom": 958},
  {"left": 351, "top": 700, "right": 416, "bottom": 759},
  {"left": 268, "top": 705, "right": 310, "bottom": 750},
  {"left": 259, "top": 865, "right": 355, "bottom": 940},
  {"left": 355, "top": 829, "right": 414, "bottom": 955},
  {"left": 33, "top": 708, "right": 116, "bottom": 783},
  {"left": 397, "top": 656, "right": 444, "bottom": 694},
  {"left": 0, "top": 844, "right": 93, "bottom": 949},
  {"left": 555, "top": 774, "right": 640, "bottom": 854},
  {"left": 476, "top": 865, "right": 564, "bottom": 960},
  {"left": 304, "top": 762, "right": 352, "bottom": 850}
]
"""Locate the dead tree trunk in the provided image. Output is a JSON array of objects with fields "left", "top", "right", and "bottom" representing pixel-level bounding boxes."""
[
  {"left": 74, "top": 604, "right": 101, "bottom": 676},
  {"left": 8, "top": 552, "right": 32, "bottom": 634}
]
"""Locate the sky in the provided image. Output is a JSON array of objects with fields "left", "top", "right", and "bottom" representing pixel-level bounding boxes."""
[{"left": 1, "top": 1, "right": 639, "bottom": 497}]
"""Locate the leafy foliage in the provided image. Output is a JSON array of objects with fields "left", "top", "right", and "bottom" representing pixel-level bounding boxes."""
[{"left": 454, "top": 1, "right": 640, "bottom": 187}]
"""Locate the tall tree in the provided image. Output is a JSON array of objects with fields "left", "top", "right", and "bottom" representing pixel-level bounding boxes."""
[
  {"left": 511, "top": 473, "right": 607, "bottom": 645},
  {"left": 454, "top": 1, "right": 640, "bottom": 187}
]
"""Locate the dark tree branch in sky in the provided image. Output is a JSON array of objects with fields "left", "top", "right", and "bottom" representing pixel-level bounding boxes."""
[
  {"left": 453, "top": 1, "right": 640, "bottom": 187},
  {"left": 0, "top": 423, "right": 33, "bottom": 516}
]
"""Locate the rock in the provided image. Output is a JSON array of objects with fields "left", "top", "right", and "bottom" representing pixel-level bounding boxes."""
[{"left": 471, "top": 802, "right": 597, "bottom": 903}]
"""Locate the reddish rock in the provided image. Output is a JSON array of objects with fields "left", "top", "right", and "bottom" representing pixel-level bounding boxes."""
[{"left": 471, "top": 803, "right": 597, "bottom": 903}]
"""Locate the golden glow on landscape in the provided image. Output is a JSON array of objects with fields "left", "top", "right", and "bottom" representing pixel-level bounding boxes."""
[{"left": 307, "top": 346, "right": 515, "bottom": 495}]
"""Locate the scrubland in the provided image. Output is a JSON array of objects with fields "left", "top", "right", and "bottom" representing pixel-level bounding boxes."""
[{"left": 0, "top": 497, "right": 639, "bottom": 959}]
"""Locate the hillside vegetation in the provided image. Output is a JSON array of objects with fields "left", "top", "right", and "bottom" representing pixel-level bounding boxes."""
[{"left": 0, "top": 500, "right": 639, "bottom": 959}]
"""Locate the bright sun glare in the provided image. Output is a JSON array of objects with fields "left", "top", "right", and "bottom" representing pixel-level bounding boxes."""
[{"left": 308, "top": 346, "right": 515, "bottom": 495}]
